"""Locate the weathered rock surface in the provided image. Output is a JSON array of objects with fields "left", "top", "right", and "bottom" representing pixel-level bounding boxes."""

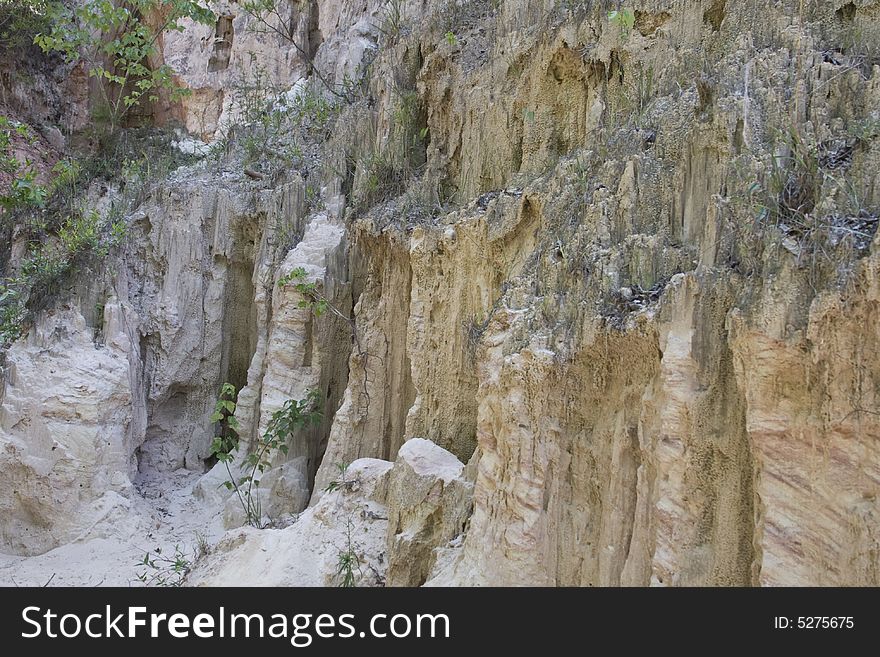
[
  {"left": 190, "top": 437, "right": 469, "bottom": 586},
  {"left": 2, "top": 0, "right": 880, "bottom": 587},
  {"left": 0, "top": 305, "right": 134, "bottom": 555},
  {"left": 188, "top": 458, "right": 392, "bottom": 586},
  {"left": 383, "top": 438, "right": 471, "bottom": 587}
]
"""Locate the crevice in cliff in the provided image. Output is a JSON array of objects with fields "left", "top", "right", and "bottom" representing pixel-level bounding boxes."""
[
  {"left": 139, "top": 383, "right": 192, "bottom": 471},
  {"left": 219, "top": 253, "right": 258, "bottom": 394},
  {"left": 306, "top": 0, "right": 323, "bottom": 62},
  {"left": 703, "top": 0, "right": 726, "bottom": 33},
  {"left": 207, "top": 16, "right": 234, "bottom": 73}
]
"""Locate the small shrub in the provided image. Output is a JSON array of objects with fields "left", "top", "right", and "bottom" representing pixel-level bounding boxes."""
[
  {"left": 324, "top": 462, "right": 352, "bottom": 493},
  {"left": 34, "top": 0, "right": 215, "bottom": 131},
  {"left": 377, "top": 0, "right": 405, "bottom": 43},
  {"left": 335, "top": 518, "right": 360, "bottom": 587},
  {"left": 210, "top": 384, "right": 322, "bottom": 528},
  {"left": 135, "top": 544, "right": 192, "bottom": 587},
  {"left": 0, "top": 0, "right": 53, "bottom": 52},
  {"left": 464, "top": 313, "right": 489, "bottom": 359},
  {"left": 0, "top": 209, "right": 125, "bottom": 347},
  {"left": 352, "top": 150, "right": 406, "bottom": 212},
  {"left": 0, "top": 126, "right": 198, "bottom": 350},
  {"left": 230, "top": 62, "right": 340, "bottom": 176},
  {"left": 0, "top": 116, "right": 48, "bottom": 211},
  {"left": 609, "top": 8, "right": 636, "bottom": 39},
  {"left": 736, "top": 128, "right": 879, "bottom": 287},
  {"left": 278, "top": 266, "right": 330, "bottom": 316}
]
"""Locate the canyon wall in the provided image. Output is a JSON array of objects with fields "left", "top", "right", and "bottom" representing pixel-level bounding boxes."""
[{"left": 1, "top": 0, "right": 879, "bottom": 586}]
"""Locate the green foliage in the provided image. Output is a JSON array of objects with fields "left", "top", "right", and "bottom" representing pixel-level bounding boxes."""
[
  {"left": 0, "top": 209, "right": 125, "bottom": 347},
  {"left": 277, "top": 266, "right": 330, "bottom": 316},
  {"left": 324, "top": 468, "right": 360, "bottom": 585},
  {"left": 210, "top": 383, "right": 322, "bottom": 528},
  {"left": 2, "top": 169, "right": 48, "bottom": 210},
  {"left": 391, "top": 90, "right": 426, "bottom": 168},
  {"left": 34, "top": 0, "right": 215, "bottom": 131},
  {"left": 733, "top": 127, "right": 879, "bottom": 286},
  {"left": 335, "top": 519, "right": 360, "bottom": 587},
  {"left": 608, "top": 8, "right": 635, "bottom": 39},
  {"left": 323, "top": 462, "right": 351, "bottom": 493},
  {"left": 445, "top": 31, "right": 456, "bottom": 46},
  {"left": 0, "top": 0, "right": 54, "bottom": 52},
  {"left": 0, "top": 116, "right": 49, "bottom": 211},
  {"left": 0, "top": 127, "right": 191, "bottom": 350},
  {"left": 377, "top": 0, "right": 405, "bottom": 43},
  {"left": 136, "top": 544, "right": 191, "bottom": 587},
  {"left": 208, "top": 382, "right": 241, "bottom": 466},
  {"left": 230, "top": 61, "right": 340, "bottom": 175},
  {"left": 0, "top": 286, "right": 26, "bottom": 346},
  {"left": 354, "top": 151, "right": 402, "bottom": 212}
]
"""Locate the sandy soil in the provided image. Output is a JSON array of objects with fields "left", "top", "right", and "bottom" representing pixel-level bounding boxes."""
[{"left": 0, "top": 469, "right": 225, "bottom": 587}]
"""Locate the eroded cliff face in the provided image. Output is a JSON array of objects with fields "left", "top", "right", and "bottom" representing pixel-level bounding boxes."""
[{"left": 1, "top": 0, "right": 879, "bottom": 586}]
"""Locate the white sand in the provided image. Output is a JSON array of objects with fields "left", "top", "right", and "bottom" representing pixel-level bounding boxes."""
[{"left": 0, "top": 469, "right": 225, "bottom": 587}]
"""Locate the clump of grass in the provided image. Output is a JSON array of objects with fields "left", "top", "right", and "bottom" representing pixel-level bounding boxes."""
[{"left": 731, "top": 127, "right": 879, "bottom": 288}]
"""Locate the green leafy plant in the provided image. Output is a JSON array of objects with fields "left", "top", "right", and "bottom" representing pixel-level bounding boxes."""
[
  {"left": 0, "top": 116, "right": 48, "bottom": 210},
  {"left": 0, "top": 209, "right": 125, "bottom": 347},
  {"left": 277, "top": 266, "right": 333, "bottom": 317},
  {"left": 323, "top": 462, "right": 352, "bottom": 493},
  {"left": 135, "top": 544, "right": 191, "bottom": 587},
  {"left": 210, "top": 383, "right": 322, "bottom": 527},
  {"left": 445, "top": 31, "right": 456, "bottom": 46},
  {"left": 230, "top": 59, "right": 340, "bottom": 176},
  {"left": 608, "top": 8, "right": 635, "bottom": 39},
  {"left": 278, "top": 265, "right": 372, "bottom": 416},
  {"left": 335, "top": 518, "right": 360, "bottom": 587},
  {"left": 209, "top": 382, "right": 242, "bottom": 462},
  {"left": 34, "top": 0, "right": 215, "bottom": 131},
  {"left": 0, "top": 0, "right": 53, "bottom": 51}
]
